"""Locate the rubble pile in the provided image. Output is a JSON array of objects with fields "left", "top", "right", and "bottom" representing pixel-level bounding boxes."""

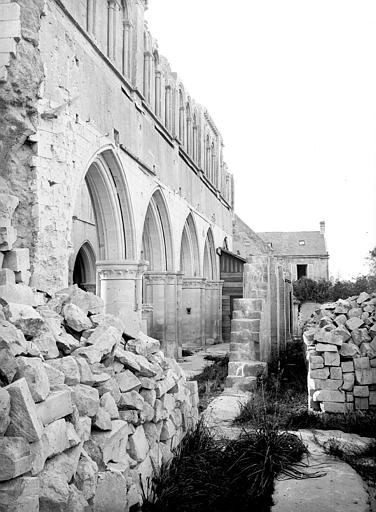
[
  {"left": 304, "top": 291, "right": 376, "bottom": 413},
  {"left": 0, "top": 283, "right": 199, "bottom": 512}
]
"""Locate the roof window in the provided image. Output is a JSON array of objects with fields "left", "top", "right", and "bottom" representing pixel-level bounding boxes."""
[{"left": 298, "top": 240, "right": 305, "bottom": 246}]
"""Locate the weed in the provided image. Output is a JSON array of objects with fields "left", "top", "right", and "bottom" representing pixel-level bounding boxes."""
[
  {"left": 142, "top": 419, "right": 308, "bottom": 512},
  {"left": 191, "top": 354, "right": 228, "bottom": 412}
]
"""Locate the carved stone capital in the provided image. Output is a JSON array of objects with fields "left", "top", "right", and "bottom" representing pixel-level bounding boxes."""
[{"left": 97, "top": 260, "right": 147, "bottom": 280}]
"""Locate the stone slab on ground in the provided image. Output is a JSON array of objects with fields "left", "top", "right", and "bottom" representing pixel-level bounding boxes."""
[
  {"left": 202, "top": 392, "right": 248, "bottom": 438},
  {"left": 272, "top": 430, "right": 370, "bottom": 512}
]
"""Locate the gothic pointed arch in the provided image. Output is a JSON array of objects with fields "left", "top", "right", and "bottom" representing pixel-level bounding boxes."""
[
  {"left": 73, "top": 241, "right": 97, "bottom": 293},
  {"left": 180, "top": 213, "right": 200, "bottom": 277},
  {"left": 203, "top": 227, "right": 217, "bottom": 280},
  {"left": 74, "top": 147, "right": 136, "bottom": 262},
  {"left": 141, "top": 189, "right": 174, "bottom": 271}
]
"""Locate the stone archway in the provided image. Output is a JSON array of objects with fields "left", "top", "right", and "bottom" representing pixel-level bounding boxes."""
[
  {"left": 141, "top": 189, "right": 177, "bottom": 354},
  {"left": 180, "top": 213, "right": 200, "bottom": 277},
  {"left": 72, "top": 241, "right": 97, "bottom": 294},
  {"left": 203, "top": 228, "right": 217, "bottom": 280},
  {"left": 71, "top": 148, "right": 143, "bottom": 335}
]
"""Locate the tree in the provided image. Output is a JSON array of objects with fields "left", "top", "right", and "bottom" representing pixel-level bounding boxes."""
[{"left": 368, "top": 246, "right": 376, "bottom": 276}]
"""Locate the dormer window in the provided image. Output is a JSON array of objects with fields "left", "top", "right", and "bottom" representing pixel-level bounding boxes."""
[
  {"left": 298, "top": 240, "right": 305, "bottom": 246},
  {"left": 267, "top": 242, "right": 273, "bottom": 249}
]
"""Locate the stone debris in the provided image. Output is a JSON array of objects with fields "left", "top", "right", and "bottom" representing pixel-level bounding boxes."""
[
  {"left": 0, "top": 279, "right": 199, "bottom": 510},
  {"left": 304, "top": 292, "right": 376, "bottom": 413}
]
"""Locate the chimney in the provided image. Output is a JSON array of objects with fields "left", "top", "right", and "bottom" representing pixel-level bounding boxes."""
[{"left": 320, "top": 221, "right": 325, "bottom": 235}]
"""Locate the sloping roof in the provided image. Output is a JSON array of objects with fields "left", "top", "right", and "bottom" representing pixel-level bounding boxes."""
[{"left": 257, "top": 231, "right": 327, "bottom": 257}]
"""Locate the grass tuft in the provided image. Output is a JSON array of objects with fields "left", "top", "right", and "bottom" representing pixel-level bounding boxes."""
[{"left": 141, "top": 420, "right": 308, "bottom": 512}]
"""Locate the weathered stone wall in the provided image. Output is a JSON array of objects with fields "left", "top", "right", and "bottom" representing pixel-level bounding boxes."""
[{"left": 304, "top": 292, "right": 376, "bottom": 413}]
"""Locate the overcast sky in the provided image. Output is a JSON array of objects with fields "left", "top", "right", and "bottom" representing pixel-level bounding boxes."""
[{"left": 146, "top": 1, "right": 376, "bottom": 280}]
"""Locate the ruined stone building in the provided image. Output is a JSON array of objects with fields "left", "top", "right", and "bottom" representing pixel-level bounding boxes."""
[{"left": 0, "top": 0, "right": 300, "bottom": 374}]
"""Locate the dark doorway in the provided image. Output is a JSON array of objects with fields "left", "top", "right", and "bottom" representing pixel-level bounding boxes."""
[{"left": 73, "top": 242, "right": 96, "bottom": 294}]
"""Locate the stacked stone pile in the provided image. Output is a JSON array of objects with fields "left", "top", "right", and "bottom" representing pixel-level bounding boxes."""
[
  {"left": 0, "top": 283, "right": 199, "bottom": 512},
  {"left": 304, "top": 291, "right": 376, "bottom": 414},
  {"left": 0, "top": 185, "right": 199, "bottom": 511}
]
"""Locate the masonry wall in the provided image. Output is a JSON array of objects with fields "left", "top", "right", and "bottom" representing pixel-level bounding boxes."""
[
  {"left": 283, "top": 256, "right": 329, "bottom": 281},
  {"left": 0, "top": 0, "right": 233, "bottom": 353}
]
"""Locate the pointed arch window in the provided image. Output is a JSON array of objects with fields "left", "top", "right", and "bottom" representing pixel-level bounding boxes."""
[
  {"left": 211, "top": 141, "right": 216, "bottom": 185},
  {"left": 143, "top": 34, "right": 152, "bottom": 103},
  {"left": 107, "top": 0, "right": 117, "bottom": 60}
]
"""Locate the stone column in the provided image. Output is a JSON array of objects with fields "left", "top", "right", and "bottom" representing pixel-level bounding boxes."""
[
  {"left": 122, "top": 20, "right": 132, "bottom": 77},
  {"left": 155, "top": 70, "right": 161, "bottom": 116},
  {"left": 96, "top": 260, "right": 147, "bottom": 337},
  {"left": 87, "top": 0, "right": 95, "bottom": 34},
  {"left": 205, "top": 280, "right": 223, "bottom": 345},
  {"left": 176, "top": 271, "right": 184, "bottom": 358},
  {"left": 143, "top": 52, "right": 152, "bottom": 102},
  {"left": 107, "top": 0, "right": 116, "bottom": 60},
  {"left": 143, "top": 272, "right": 180, "bottom": 358},
  {"left": 181, "top": 277, "right": 206, "bottom": 350}
]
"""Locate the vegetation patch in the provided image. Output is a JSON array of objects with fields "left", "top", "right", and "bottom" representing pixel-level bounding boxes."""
[
  {"left": 141, "top": 420, "right": 308, "bottom": 512},
  {"left": 191, "top": 354, "right": 229, "bottom": 412}
]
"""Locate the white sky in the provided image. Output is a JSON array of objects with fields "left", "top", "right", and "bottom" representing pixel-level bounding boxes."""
[{"left": 146, "top": 0, "right": 376, "bottom": 280}]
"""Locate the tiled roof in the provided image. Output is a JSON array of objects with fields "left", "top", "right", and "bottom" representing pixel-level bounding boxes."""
[{"left": 257, "top": 231, "right": 328, "bottom": 257}]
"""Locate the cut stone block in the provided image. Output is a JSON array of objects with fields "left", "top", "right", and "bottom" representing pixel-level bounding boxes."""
[
  {"left": 127, "top": 331, "right": 160, "bottom": 357},
  {"left": 71, "top": 384, "right": 100, "bottom": 417},
  {"left": 0, "top": 388, "right": 10, "bottom": 435},
  {"left": 85, "top": 420, "right": 129, "bottom": 466},
  {"left": 100, "top": 392, "right": 119, "bottom": 419},
  {"left": 320, "top": 402, "right": 347, "bottom": 413},
  {"left": 33, "top": 331, "right": 59, "bottom": 359},
  {"left": 0, "top": 437, "right": 34, "bottom": 481},
  {"left": 74, "top": 449, "right": 98, "bottom": 501},
  {"left": 0, "top": 283, "right": 37, "bottom": 306},
  {"left": 93, "top": 407, "right": 112, "bottom": 431},
  {"left": 0, "top": 476, "right": 39, "bottom": 512},
  {"left": 341, "top": 373, "right": 355, "bottom": 392},
  {"left": 115, "top": 370, "right": 141, "bottom": 392},
  {"left": 369, "top": 391, "right": 376, "bottom": 406},
  {"left": 341, "top": 361, "right": 354, "bottom": 373},
  {"left": 355, "top": 397, "right": 369, "bottom": 410},
  {"left": 63, "top": 303, "right": 92, "bottom": 332},
  {"left": 308, "top": 378, "right": 342, "bottom": 391},
  {"left": 354, "top": 357, "right": 370, "bottom": 370},
  {"left": 36, "top": 388, "right": 73, "bottom": 426},
  {"left": 127, "top": 425, "right": 149, "bottom": 462},
  {"left": 353, "top": 385, "right": 369, "bottom": 397},
  {"left": 355, "top": 368, "right": 376, "bottom": 385},
  {"left": 324, "top": 352, "right": 340, "bottom": 366},
  {"left": 312, "top": 389, "right": 345, "bottom": 403},
  {"left": 309, "top": 355, "right": 324, "bottom": 370},
  {"left": 43, "top": 363, "right": 65, "bottom": 391},
  {"left": 92, "top": 471, "right": 127, "bottom": 512},
  {"left": 315, "top": 343, "right": 338, "bottom": 352},
  {"left": 0, "top": 226, "right": 16, "bottom": 251},
  {"left": 15, "top": 356, "right": 50, "bottom": 403},
  {"left": 310, "top": 367, "right": 330, "bottom": 379},
  {"left": 5, "top": 378, "right": 43, "bottom": 442},
  {"left": 339, "top": 343, "right": 360, "bottom": 358},
  {"left": 48, "top": 356, "right": 80, "bottom": 385},
  {"left": 155, "top": 371, "right": 177, "bottom": 398},
  {"left": 330, "top": 367, "right": 342, "bottom": 380},
  {"left": 3, "top": 248, "right": 30, "bottom": 272},
  {"left": 0, "top": 268, "right": 15, "bottom": 286},
  {"left": 119, "top": 390, "right": 144, "bottom": 411},
  {"left": 345, "top": 317, "right": 364, "bottom": 331}
]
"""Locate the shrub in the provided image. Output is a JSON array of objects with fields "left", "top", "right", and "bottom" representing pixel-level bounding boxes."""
[{"left": 293, "top": 275, "right": 376, "bottom": 304}]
